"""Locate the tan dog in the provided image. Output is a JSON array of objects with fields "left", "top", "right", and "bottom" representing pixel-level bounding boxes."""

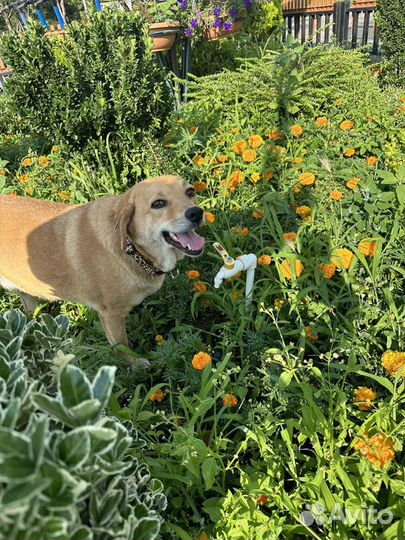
[{"left": 0, "top": 175, "right": 205, "bottom": 367}]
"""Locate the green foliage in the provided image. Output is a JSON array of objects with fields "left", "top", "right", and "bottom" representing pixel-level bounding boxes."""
[
  {"left": 377, "top": 0, "right": 405, "bottom": 86},
  {"left": 0, "top": 309, "right": 165, "bottom": 540},
  {"left": 0, "top": 10, "right": 171, "bottom": 171}
]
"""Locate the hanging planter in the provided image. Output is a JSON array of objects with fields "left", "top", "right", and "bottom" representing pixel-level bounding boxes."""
[
  {"left": 204, "top": 17, "right": 243, "bottom": 41},
  {"left": 149, "top": 21, "right": 181, "bottom": 51}
]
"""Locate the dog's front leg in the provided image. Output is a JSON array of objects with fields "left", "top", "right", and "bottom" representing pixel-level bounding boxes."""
[{"left": 98, "top": 310, "right": 133, "bottom": 367}]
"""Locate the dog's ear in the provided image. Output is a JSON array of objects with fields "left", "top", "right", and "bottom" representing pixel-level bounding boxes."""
[{"left": 114, "top": 190, "right": 135, "bottom": 251}]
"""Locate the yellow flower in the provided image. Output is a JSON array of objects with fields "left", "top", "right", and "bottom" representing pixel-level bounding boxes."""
[
  {"left": 336, "top": 98, "right": 345, "bottom": 105},
  {"left": 252, "top": 209, "right": 264, "bottom": 219},
  {"left": 268, "top": 130, "right": 283, "bottom": 141},
  {"left": 298, "top": 172, "right": 316, "bottom": 186},
  {"left": 187, "top": 270, "right": 200, "bottom": 281},
  {"left": 264, "top": 171, "right": 274, "bottom": 180},
  {"left": 332, "top": 248, "right": 355, "bottom": 270},
  {"left": 194, "top": 181, "right": 208, "bottom": 192},
  {"left": 231, "top": 127, "right": 239, "bottom": 134},
  {"left": 303, "top": 216, "right": 312, "bottom": 222},
  {"left": 305, "top": 325, "right": 318, "bottom": 342},
  {"left": 319, "top": 262, "right": 336, "bottom": 279},
  {"left": 340, "top": 120, "right": 354, "bottom": 131},
  {"left": 294, "top": 157, "right": 303, "bottom": 164},
  {"left": 353, "top": 387, "right": 377, "bottom": 411},
  {"left": 358, "top": 239, "right": 377, "bottom": 257},
  {"left": 38, "top": 155, "right": 49, "bottom": 167},
  {"left": 344, "top": 148, "right": 356, "bottom": 157},
  {"left": 22, "top": 157, "right": 33, "bottom": 167},
  {"left": 250, "top": 172, "right": 261, "bottom": 183},
  {"left": 223, "top": 393, "right": 238, "bottom": 407},
  {"left": 193, "top": 155, "right": 205, "bottom": 166},
  {"left": 330, "top": 191, "right": 343, "bottom": 201},
  {"left": 346, "top": 178, "right": 360, "bottom": 190},
  {"left": 273, "top": 145, "right": 286, "bottom": 154},
  {"left": 295, "top": 205, "right": 311, "bottom": 218},
  {"left": 192, "top": 352, "right": 212, "bottom": 371},
  {"left": 248, "top": 135, "right": 264, "bottom": 148},
  {"left": 204, "top": 211, "right": 215, "bottom": 224},
  {"left": 368, "top": 155, "right": 378, "bottom": 166},
  {"left": 294, "top": 187, "right": 301, "bottom": 194},
  {"left": 194, "top": 281, "right": 207, "bottom": 293},
  {"left": 382, "top": 350, "right": 405, "bottom": 377},
  {"left": 274, "top": 298, "right": 284, "bottom": 309},
  {"left": 315, "top": 117, "right": 328, "bottom": 128},
  {"left": 291, "top": 124, "right": 303, "bottom": 138},
  {"left": 354, "top": 433, "right": 395, "bottom": 468},
  {"left": 242, "top": 149, "right": 257, "bottom": 163},
  {"left": 233, "top": 140, "right": 247, "bottom": 154},
  {"left": 59, "top": 191, "right": 70, "bottom": 202},
  {"left": 155, "top": 334, "right": 165, "bottom": 344},
  {"left": 280, "top": 259, "right": 304, "bottom": 279},
  {"left": 0, "top": 169, "right": 7, "bottom": 176},
  {"left": 218, "top": 154, "right": 228, "bottom": 163},
  {"left": 258, "top": 255, "right": 272, "bottom": 266},
  {"left": 19, "top": 174, "right": 29, "bottom": 185},
  {"left": 283, "top": 232, "right": 297, "bottom": 248},
  {"left": 51, "top": 145, "right": 60, "bottom": 153},
  {"left": 24, "top": 187, "right": 33, "bottom": 196},
  {"left": 150, "top": 389, "right": 166, "bottom": 402}
]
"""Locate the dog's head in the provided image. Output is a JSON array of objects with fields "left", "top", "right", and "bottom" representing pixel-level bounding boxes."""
[{"left": 115, "top": 175, "right": 205, "bottom": 271}]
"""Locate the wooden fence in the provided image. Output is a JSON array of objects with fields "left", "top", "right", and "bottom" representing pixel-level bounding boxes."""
[{"left": 282, "top": 0, "right": 379, "bottom": 53}]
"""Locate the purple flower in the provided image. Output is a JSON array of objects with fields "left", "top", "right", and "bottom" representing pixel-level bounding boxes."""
[
  {"left": 190, "top": 18, "right": 198, "bottom": 28},
  {"left": 245, "top": 0, "right": 252, "bottom": 8},
  {"left": 229, "top": 8, "right": 238, "bottom": 19},
  {"left": 213, "top": 18, "right": 222, "bottom": 29},
  {"left": 224, "top": 21, "right": 233, "bottom": 32},
  {"left": 213, "top": 6, "right": 221, "bottom": 17},
  {"left": 178, "top": 0, "right": 188, "bottom": 11},
  {"left": 196, "top": 10, "right": 202, "bottom": 18},
  {"left": 184, "top": 27, "right": 193, "bottom": 37}
]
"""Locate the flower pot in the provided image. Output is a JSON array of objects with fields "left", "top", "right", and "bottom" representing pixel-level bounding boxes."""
[
  {"left": 149, "top": 21, "right": 180, "bottom": 52},
  {"left": 204, "top": 18, "right": 243, "bottom": 41}
]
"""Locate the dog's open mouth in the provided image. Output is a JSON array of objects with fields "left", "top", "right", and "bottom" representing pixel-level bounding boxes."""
[{"left": 163, "top": 230, "right": 205, "bottom": 256}]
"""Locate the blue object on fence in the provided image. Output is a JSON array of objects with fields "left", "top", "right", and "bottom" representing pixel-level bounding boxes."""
[
  {"left": 36, "top": 7, "right": 48, "bottom": 28},
  {"left": 94, "top": 0, "right": 102, "bottom": 12},
  {"left": 52, "top": 4, "right": 65, "bottom": 29},
  {"left": 18, "top": 10, "right": 28, "bottom": 26}
]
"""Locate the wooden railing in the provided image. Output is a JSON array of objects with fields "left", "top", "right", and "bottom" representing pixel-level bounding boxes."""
[{"left": 283, "top": 0, "right": 377, "bottom": 12}]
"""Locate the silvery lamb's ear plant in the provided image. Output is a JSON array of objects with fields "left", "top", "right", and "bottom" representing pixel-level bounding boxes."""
[{"left": 0, "top": 309, "right": 166, "bottom": 540}]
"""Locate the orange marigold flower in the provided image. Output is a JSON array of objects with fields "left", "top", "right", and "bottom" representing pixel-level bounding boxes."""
[
  {"left": 223, "top": 393, "right": 238, "bottom": 407},
  {"left": 332, "top": 248, "right": 355, "bottom": 270},
  {"left": 196, "top": 533, "right": 209, "bottom": 540},
  {"left": 24, "top": 187, "right": 33, "bottom": 196},
  {"left": 242, "top": 149, "right": 257, "bottom": 163},
  {"left": 22, "top": 157, "right": 33, "bottom": 167},
  {"left": 19, "top": 174, "right": 29, "bottom": 185},
  {"left": 194, "top": 281, "right": 207, "bottom": 293},
  {"left": 303, "top": 216, "right": 312, "bottom": 222},
  {"left": 193, "top": 155, "right": 205, "bottom": 167},
  {"left": 346, "top": 178, "right": 360, "bottom": 190},
  {"left": 232, "top": 291, "right": 239, "bottom": 301},
  {"left": 192, "top": 351, "right": 212, "bottom": 371},
  {"left": 218, "top": 155, "right": 228, "bottom": 163},
  {"left": 340, "top": 120, "right": 354, "bottom": 131},
  {"left": 367, "top": 155, "right": 378, "bottom": 166},
  {"left": 305, "top": 325, "right": 318, "bottom": 342},
  {"left": 319, "top": 262, "right": 336, "bottom": 279},
  {"left": 265, "top": 171, "right": 274, "bottom": 180},
  {"left": 190, "top": 126, "right": 197, "bottom": 134},
  {"left": 204, "top": 211, "right": 215, "bottom": 224},
  {"left": 268, "top": 130, "right": 283, "bottom": 141},
  {"left": 294, "top": 157, "right": 303, "bottom": 164},
  {"left": 8, "top": 191, "right": 17, "bottom": 196},
  {"left": 252, "top": 209, "right": 264, "bottom": 219},
  {"left": 248, "top": 135, "right": 264, "bottom": 148},
  {"left": 344, "top": 148, "right": 356, "bottom": 157},
  {"left": 382, "top": 350, "right": 405, "bottom": 377},
  {"left": 283, "top": 232, "right": 297, "bottom": 248},
  {"left": 353, "top": 387, "right": 377, "bottom": 411},
  {"left": 38, "top": 155, "right": 49, "bottom": 167},
  {"left": 330, "top": 191, "right": 344, "bottom": 201},
  {"left": 294, "top": 187, "right": 301, "bottom": 194},
  {"left": 358, "top": 239, "right": 377, "bottom": 257},
  {"left": 251, "top": 172, "right": 261, "bottom": 183},
  {"left": 273, "top": 145, "right": 286, "bottom": 154},
  {"left": 51, "top": 145, "right": 60, "bottom": 153},
  {"left": 280, "top": 259, "right": 304, "bottom": 279},
  {"left": 291, "top": 124, "right": 303, "bottom": 138},
  {"left": 258, "top": 255, "right": 272, "bottom": 266},
  {"left": 230, "top": 171, "right": 245, "bottom": 184},
  {"left": 295, "top": 205, "right": 311, "bottom": 217},
  {"left": 59, "top": 191, "right": 70, "bottom": 202},
  {"left": 233, "top": 140, "right": 247, "bottom": 153},
  {"left": 187, "top": 270, "right": 200, "bottom": 280},
  {"left": 257, "top": 495, "right": 269, "bottom": 506},
  {"left": 354, "top": 433, "right": 395, "bottom": 468},
  {"left": 150, "top": 389, "right": 166, "bottom": 402},
  {"left": 298, "top": 172, "right": 316, "bottom": 186},
  {"left": 155, "top": 334, "right": 164, "bottom": 344},
  {"left": 315, "top": 117, "right": 328, "bottom": 128},
  {"left": 194, "top": 181, "right": 208, "bottom": 192}
]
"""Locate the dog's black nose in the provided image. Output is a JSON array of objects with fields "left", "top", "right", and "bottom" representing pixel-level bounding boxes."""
[{"left": 185, "top": 206, "right": 203, "bottom": 224}]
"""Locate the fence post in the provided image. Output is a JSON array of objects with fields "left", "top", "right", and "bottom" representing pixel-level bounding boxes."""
[{"left": 334, "top": 0, "right": 350, "bottom": 45}]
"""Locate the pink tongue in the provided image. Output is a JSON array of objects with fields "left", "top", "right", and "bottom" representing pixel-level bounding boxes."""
[{"left": 176, "top": 230, "right": 205, "bottom": 251}]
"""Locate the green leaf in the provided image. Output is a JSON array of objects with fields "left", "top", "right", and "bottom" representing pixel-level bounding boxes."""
[
  {"left": 355, "top": 370, "right": 394, "bottom": 393},
  {"left": 279, "top": 371, "right": 293, "bottom": 389},
  {"left": 58, "top": 430, "right": 91, "bottom": 469},
  {"left": 60, "top": 365, "right": 92, "bottom": 408},
  {"left": 69, "top": 399, "right": 102, "bottom": 424},
  {"left": 1, "top": 479, "right": 49, "bottom": 509},
  {"left": 380, "top": 519, "right": 405, "bottom": 540},
  {"left": 202, "top": 457, "right": 217, "bottom": 490},
  {"left": 0, "top": 455, "right": 36, "bottom": 482},
  {"left": 33, "top": 394, "right": 73, "bottom": 426},
  {"left": 92, "top": 366, "right": 116, "bottom": 410},
  {"left": 27, "top": 415, "right": 48, "bottom": 465},
  {"left": 0, "top": 428, "right": 30, "bottom": 457},
  {"left": 132, "top": 517, "right": 161, "bottom": 540},
  {"left": 70, "top": 527, "right": 93, "bottom": 540}
]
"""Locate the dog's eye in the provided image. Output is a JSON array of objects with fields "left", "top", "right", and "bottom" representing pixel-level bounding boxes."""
[
  {"left": 186, "top": 188, "right": 195, "bottom": 198},
  {"left": 151, "top": 200, "right": 166, "bottom": 209}
]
